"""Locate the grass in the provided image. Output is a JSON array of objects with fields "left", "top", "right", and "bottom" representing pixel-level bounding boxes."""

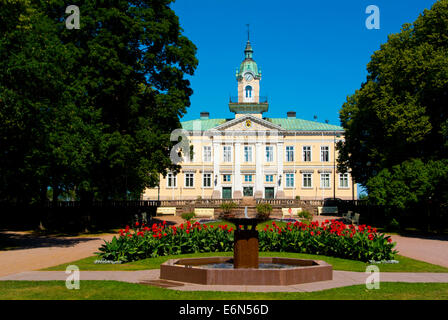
[
  {"left": 43, "top": 251, "right": 448, "bottom": 273},
  {"left": 0, "top": 281, "right": 447, "bottom": 300}
]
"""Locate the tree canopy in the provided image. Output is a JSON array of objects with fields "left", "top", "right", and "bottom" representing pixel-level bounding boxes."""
[
  {"left": 0, "top": 0, "right": 198, "bottom": 202},
  {"left": 337, "top": 0, "right": 448, "bottom": 227}
]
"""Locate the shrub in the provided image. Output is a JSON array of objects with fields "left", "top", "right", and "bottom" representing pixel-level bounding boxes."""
[
  {"left": 97, "top": 220, "right": 397, "bottom": 263},
  {"left": 298, "top": 210, "right": 312, "bottom": 220},
  {"left": 295, "top": 195, "right": 300, "bottom": 200},
  {"left": 256, "top": 203, "right": 272, "bottom": 220},
  {"left": 181, "top": 212, "right": 195, "bottom": 222},
  {"left": 220, "top": 202, "right": 237, "bottom": 216}
]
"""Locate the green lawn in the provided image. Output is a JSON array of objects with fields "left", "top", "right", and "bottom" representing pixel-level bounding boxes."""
[
  {"left": 0, "top": 281, "right": 447, "bottom": 300},
  {"left": 43, "top": 251, "right": 448, "bottom": 273}
]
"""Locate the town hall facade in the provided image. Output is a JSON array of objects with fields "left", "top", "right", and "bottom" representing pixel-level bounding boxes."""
[{"left": 143, "top": 39, "right": 357, "bottom": 201}]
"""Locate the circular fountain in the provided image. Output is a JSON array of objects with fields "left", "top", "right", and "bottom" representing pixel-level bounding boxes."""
[{"left": 159, "top": 207, "right": 333, "bottom": 286}]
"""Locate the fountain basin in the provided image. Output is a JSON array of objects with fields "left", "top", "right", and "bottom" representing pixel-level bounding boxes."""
[{"left": 160, "top": 257, "right": 333, "bottom": 286}]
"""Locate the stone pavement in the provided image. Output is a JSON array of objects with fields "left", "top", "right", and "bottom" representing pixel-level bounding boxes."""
[{"left": 1, "top": 269, "right": 448, "bottom": 292}]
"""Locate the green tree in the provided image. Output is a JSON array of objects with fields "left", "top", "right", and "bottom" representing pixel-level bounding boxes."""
[
  {"left": 338, "top": 0, "right": 448, "bottom": 187},
  {"left": 338, "top": 1, "right": 448, "bottom": 214},
  {"left": 0, "top": 0, "right": 198, "bottom": 202},
  {"left": 0, "top": 0, "right": 92, "bottom": 203}
]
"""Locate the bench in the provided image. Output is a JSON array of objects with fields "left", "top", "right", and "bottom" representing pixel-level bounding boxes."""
[
  {"left": 194, "top": 208, "right": 215, "bottom": 219},
  {"left": 317, "top": 206, "right": 338, "bottom": 216},
  {"left": 156, "top": 207, "right": 176, "bottom": 216},
  {"left": 282, "top": 207, "right": 302, "bottom": 219},
  {"left": 351, "top": 213, "right": 360, "bottom": 225}
]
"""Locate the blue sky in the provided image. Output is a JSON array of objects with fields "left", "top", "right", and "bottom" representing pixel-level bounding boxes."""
[{"left": 172, "top": 0, "right": 438, "bottom": 126}]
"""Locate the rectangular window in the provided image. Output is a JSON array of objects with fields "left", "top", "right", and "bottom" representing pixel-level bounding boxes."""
[
  {"left": 185, "top": 173, "right": 194, "bottom": 188},
  {"left": 203, "top": 173, "right": 212, "bottom": 188},
  {"left": 320, "top": 173, "right": 330, "bottom": 188},
  {"left": 302, "top": 173, "right": 312, "bottom": 188},
  {"left": 167, "top": 173, "right": 177, "bottom": 188},
  {"left": 265, "top": 174, "right": 273, "bottom": 183},
  {"left": 339, "top": 173, "right": 349, "bottom": 188},
  {"left": 223, "top": 174, "right": 231, "bottom": 182},
  {"left": 286, "top": 146, "right": 294, "bottom": 162},
  {"left": 244, "top": 146, "right": 252, "bottom": 162},
  {"left": 321, "top": 146, "right": 329, "bottom": 162},
  {"left": 203, "top": 146, "right": 212, "bottom": 162},
  {"left": 244, "top": 175, "right": 252, "bottom": 182},
  {"left": 303, "top": 146, "right": 311, "bottom": 162},
  {"left": 223, "top": 146, "right": 232, "bottom": 162},
  {"left": 265, "top": 146, "right": 273, "bottom": 162},
  {"left": 285, "top": 173, "right": 295, "bottom": 187}
]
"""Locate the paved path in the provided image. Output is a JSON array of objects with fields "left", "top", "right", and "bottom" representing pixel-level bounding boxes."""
[
  {"left": 1, "top": 270, "right": 448, "bottom": 292},
  {"left": 388, "top": 234, "right": 448, "bottom": 268},
  {"left": 0, "top": 232, "right": 115, "bottom": 277}
]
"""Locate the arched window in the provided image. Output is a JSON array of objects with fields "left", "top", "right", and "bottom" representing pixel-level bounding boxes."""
[{"left": 245, "top": 86, "right": 252, "bottom": 98}]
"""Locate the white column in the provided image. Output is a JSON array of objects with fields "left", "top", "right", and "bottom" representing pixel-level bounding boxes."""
[
  {"left": 212, "top": 142, "right": 221, "bottom": 199},
  {"left": 255, "top": 142, "right": 263, "bottom": 198},
  {"left": 234, "top": 142, "right": 242, "bottom": 198},
  {"left": 276, "top": 142, "right": 285, "bottom": 198}
]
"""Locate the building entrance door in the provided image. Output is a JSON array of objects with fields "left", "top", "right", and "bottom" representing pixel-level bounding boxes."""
[
  {"left": 265, "top": 187, "right": 275, "bottom": 199},
  {"left": 222, "top": 187, "right": 232, "bottom": 199}
]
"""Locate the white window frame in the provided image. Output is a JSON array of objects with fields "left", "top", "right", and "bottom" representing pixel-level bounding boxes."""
[
  {"left": 302, "top": 173, "right": 312, "bottom": 188},
  {"left": 320, "top": 146, "right": 329, "bottom": 162},
  {"left": 223, "top": 145, "right": 232, "bottom": 162},
  {"left": 202, "top": 173, "right": 212, "bottom": 188},
  {"left": 184, "top": 173, "right": 194, "bottom": 188},
  {"left": 265, "top": 146, "right": 274, "bottom": 162},
  {"left": 320, "top": 173, "right": 331, "bottom": 189},
  {"left": 223, "top": 174, "right": 231, "bottom": 183},
  {"left": 286, "top": 146, "right": 294, "bottom": 162},
  {"left": 244, "top": 175, "right": 253, "bottom": 182},
  {"left": 303, "top": 146, "right": 311, "bottom": 162},
  {"left": 203, "top": 146, "right": 212, "bottom": 162},
  {"left": 265, "top": 174, "right": 274, "bottom": 183},
  {"left": 167, "top": 173, "right": 177, "bottom": 188},
  {"left": 339, "top": 173, "right": 349, "bottom": 188},
  {"left": 244, "top": 145, "right": 253, "bottom": 162},
  {"left": 285, "top": 173, "right": 295, "bottom": 188}
]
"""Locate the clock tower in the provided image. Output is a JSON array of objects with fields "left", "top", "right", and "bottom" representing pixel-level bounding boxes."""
[{"left": 229, "top": 37, "right": 268, "bottom": 118}]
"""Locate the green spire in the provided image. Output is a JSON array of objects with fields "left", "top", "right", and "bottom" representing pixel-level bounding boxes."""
[{"left": 244, "top": 40, "right": 253, "bottom": 60}]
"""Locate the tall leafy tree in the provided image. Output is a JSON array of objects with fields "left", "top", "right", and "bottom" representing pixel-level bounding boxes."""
[
  {"left": 0, "top": 0, "right": 198, "bottom": 202},
  {"left": 338, "top": 0, "right": 448, "bottom": 184},
  {"left": 338, "top": 0, "right": 448, "bottom": 227}
]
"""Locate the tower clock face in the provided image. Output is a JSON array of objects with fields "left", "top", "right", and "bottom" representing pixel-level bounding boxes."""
[{"left": 244, "top": 72, "right": 253, "bottom": 82}]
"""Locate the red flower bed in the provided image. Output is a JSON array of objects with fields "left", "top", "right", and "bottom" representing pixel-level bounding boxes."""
[{"left": 98, "top": 219, "right": 396, "bottom": 262}]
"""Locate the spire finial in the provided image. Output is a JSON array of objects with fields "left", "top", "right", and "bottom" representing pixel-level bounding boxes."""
[{"left": 246, "top": 24, "right": 250, "bottom": 41}]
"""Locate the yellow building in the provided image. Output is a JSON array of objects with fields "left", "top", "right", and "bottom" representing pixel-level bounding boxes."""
[{"left": 143, "top": 39, "right": 357, "bottom": 201}]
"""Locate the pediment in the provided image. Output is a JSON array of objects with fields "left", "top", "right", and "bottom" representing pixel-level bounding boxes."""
[{"left": 212, "top": 115, "right": 285, "bottom": 133}]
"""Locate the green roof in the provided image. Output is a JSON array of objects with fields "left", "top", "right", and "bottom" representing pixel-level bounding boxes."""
[
  {"left": 181, "top": 117, "right": 342, "bottom": 132},
  {"left": 181, "top": 118, "right": 227, "bottom": 131},
  {"left": 267, "top": 118, "right": 343, "bottom": 131}
]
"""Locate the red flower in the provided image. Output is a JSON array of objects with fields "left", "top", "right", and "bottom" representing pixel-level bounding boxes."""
[
  {"left": 135, "top": 222, "right": 140, "bottom": 227},
  {"left": 310, "top": 231, "right": 314, "bottom": 236},
  {"left": 387, "top": 238, "right": 392, "bottom": 243},
  {"left": 228, "top": 228, "right": 233, "bottom": 233},
  {"left": 368, "top": 234, "right": 374, "bottom": 241}
]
